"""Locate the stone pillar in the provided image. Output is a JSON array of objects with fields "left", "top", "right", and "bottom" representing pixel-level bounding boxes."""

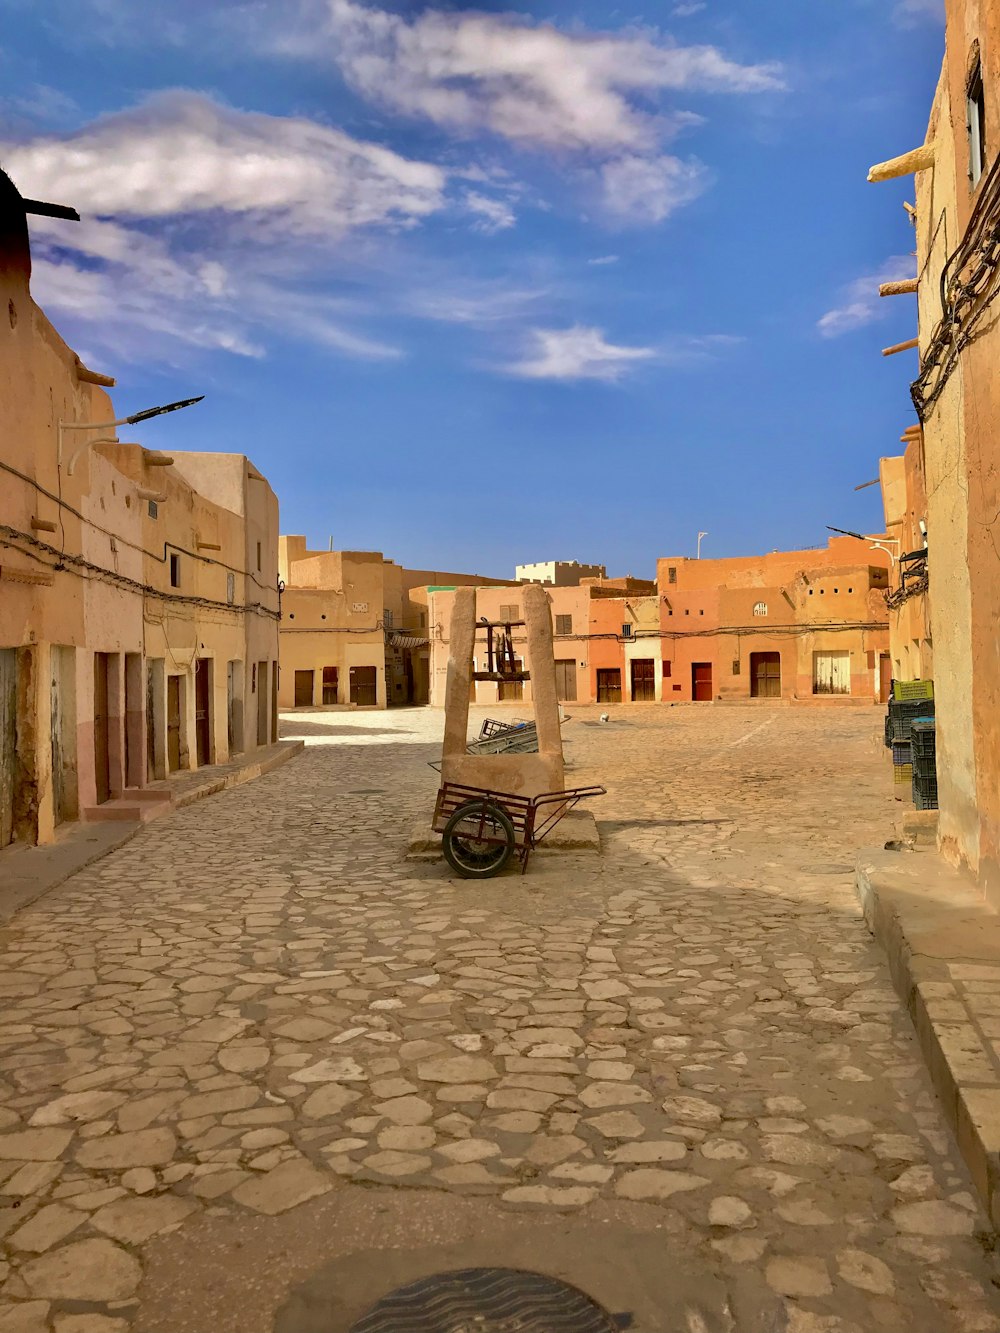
[
  {"left": 523, "top": 583, "right": 562, "bottom": 760},
  {"left": 442, "top": 587, "right": 475, "bottom": 763},
  {"left": 440, "top": 585, "right": 564, "bottom": 799}
]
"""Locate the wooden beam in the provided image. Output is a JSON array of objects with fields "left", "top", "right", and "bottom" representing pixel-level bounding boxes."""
[
  {"left": 74, "top": 357, "right": 116, "bottom": 387},
  {"left": 144, "top": 453, "right": 174, "bottom": 467},
  {"left": 879, "top": 279, "right": 919, "bottom": 297},
  {"left": 197, "top": 542, "right": 222, "bottom": 552},
  {"left": 30, "top": 517, "right": 57, "bottom": 533},
  {"left": 882, "top": 337, "right": 920, "bottom": 356},
  {"left": 868, "top": 143, "right": 935, "bottom": 183}
]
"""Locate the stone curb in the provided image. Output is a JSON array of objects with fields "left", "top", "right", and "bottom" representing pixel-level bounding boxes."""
[
  {"left": 169, "top": 739, "right": 305, "bottom": 810},
  {"left": 856, "top": 845, "right": 1000, "bottom": 1230}
]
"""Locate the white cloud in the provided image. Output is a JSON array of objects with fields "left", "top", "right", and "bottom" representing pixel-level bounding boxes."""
[
  {"left": 463, "top": 190, "right": 516, "bottom": 233},
  {"left": 505, "top": 325, "right": 656, "bottom": 381},
  {"left": 1, "top": 90, "right": 451, "bottom": 363},
  {"left": 3, "top": 88, "right": 447, "bottom": 234},
  {"left": 672, "top": 3, "right": 707, "bottom": 16},
  {"left": 600, "top": 153, "right": 708, "bottom": 223},
  {"left": 588, "top": 254, "right": 620, "bottom": 265},
  {"left": 251, "top": 0, "right": 781, "bottom": 228},
  {"left": 817, "top": 255, "right": 917, "bottom": 338},
  {"left": 310, "top": 0, "right": 783, "bottom": 155}
]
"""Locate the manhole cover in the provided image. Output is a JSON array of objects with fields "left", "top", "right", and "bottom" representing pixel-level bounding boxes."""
[{"left": 348, "top": 1267, "right": 622, "bottom": 1333}]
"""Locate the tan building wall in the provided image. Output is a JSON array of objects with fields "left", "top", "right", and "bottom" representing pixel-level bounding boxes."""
[
  {"left": 879, "top": 438, "right": 932, "bottom": 683},
  {"left": 278, "top": 537, "right": 508, "bottom": 710},
  {"left": 880, "top": 0, "right": 1000, "bottom": 894},
  {"left": 0, "top": 170, "right": 279, "bottom": 847}
]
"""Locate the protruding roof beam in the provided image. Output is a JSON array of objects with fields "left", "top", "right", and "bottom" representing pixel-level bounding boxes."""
[
  {"left": 868, "top": 143, "right": 936, "bottom": 183},
  {"left": 882, "top": 337, "right": 920, "bottom": 356},
  {"left": 880, "top": 278, "right": 919, "bottom": 297}
]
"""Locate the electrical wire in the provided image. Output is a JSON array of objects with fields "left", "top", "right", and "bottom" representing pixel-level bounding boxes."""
[
  {"left": 0, "top": 525, "right": 279, "bottom": 621},
  {"left": 0, "top": 457, "right": 274, "bottom": 591},
  {"left": 912, "top": 149, "right": 1000, "bottom": 420}
]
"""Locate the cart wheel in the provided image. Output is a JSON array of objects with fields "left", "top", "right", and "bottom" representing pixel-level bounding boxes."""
[{"left": 443, "top": 801, "right": 515, "bottom": 879}]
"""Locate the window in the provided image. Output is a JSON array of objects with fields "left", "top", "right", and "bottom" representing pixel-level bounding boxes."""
[
  {"left": 753, "top": 602, "right": 767, "bottom": 617},
  {"left": 499, "top": 603, "right": 520, "bottom": 622},
  {"left": 968, "top": 58, "right": 986, "bottom": 186},
  {"left": 256, "top": 541, "right": 262, "bottom": 572},
  {"left": 668, "top": 567, "right": 677, "bottom": 584},
  {"left": 383, "top": 609, "right": 394, "bottom": 629},
  {"left": 170, "top": 553, "right": 180, "bottom": 587},
  {"left": 621, "top": 623, "right": 633, "bottom": 639},
  {"left": 227, "top": 573, "right": 235, "bottom": 605},
  {"left": 555, "top": 614, "right": 573, "bottom": 636},
  {"left": 663, "top": 660, "right": 672, "bottom": 678},
  {"left": 147, "top": 500, "right": 158, "bottom": 519},
  {"left": 732, "top": 659, "right": 741, "bottom": 675},
  {"left": 419, "top": 612, "right": 426, "bottom": 628}
]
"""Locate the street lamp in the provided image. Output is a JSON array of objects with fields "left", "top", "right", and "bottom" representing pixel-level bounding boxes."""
[
  {"left": 59, "top": 396, "right": 204, "bottom": 476},
  {"left": 826, "top": 525, "right": 901, "bottom": 566},
  {"left": 697, "top": 531, "right": 708, "bottom": 559}
]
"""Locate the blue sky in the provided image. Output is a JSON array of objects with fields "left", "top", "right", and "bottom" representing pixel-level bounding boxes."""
[{"left": 1, "top": 0, "right": 944, "bottom": 577}]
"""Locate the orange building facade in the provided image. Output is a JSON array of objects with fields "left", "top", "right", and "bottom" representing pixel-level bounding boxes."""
[{"left": 656, "top": 537, "right": 892, "bottom": 704}]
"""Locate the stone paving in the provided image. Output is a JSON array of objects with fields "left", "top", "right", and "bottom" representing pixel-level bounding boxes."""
[{"left": 0, "top": 704, "right": 999, "bottom": 1332}]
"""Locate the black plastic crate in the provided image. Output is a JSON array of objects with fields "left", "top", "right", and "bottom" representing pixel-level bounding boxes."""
[
  {"left": 912, "top": 778, "right": 939, "bottom": 810},
  {"left": 889, "top": 700, "right": 935, "bottom": 742},
  {"left": 910, "top": 719, "right": 936, "bottom": 757},
  {"left": 892, "top": 741, "right": 911, "bottom": 767},
  {"left": 883, "top": 714, "right": 892, "bottom": 749}
]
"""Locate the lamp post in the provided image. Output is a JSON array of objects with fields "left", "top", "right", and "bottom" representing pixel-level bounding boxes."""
[
  {"left": 697, "top": 531, "right": 708, "bottom": 560},
  {"left": 59, "top": 396, "right": 204, "bottom": 476}
]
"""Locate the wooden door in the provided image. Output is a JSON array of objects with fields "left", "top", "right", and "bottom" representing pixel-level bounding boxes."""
[
  {"left": 257, "top": 661, "right": 268, "bottom": 744},
  {"left": 692, "top": 662, "right": 713, "bottom": 701},
  {"left": 879, "top": 654, "right": 892, "bottom": 703},
  {"left": 349, "top": 665, "right": 378, "bottom": 706},
  {"left": 813, "top": 651, "right": 851, "bottom": 695},
  {"left": 195, "top": 659, "right": 211, "bottom": 766},
  {"left": 93, "top": 653, "right": 111, "bottom": 803},
  {"left": 322, "top": 666, "right": 338, "bottom": 705},
  {"left": 294, "top": 670, "right": 314, "bottom": 707},
  {"left": 0, "top": 649, "right": 15, "bottom": 847},
  {"left": 750, "top": 652, "right": 781, "bottom": 699},
  {"left": 630, "top": 658, "right": 655, "bottom": 702},
  {"left": 554, "top": 659, "right": 577, "bottom": 702},
  {"left": 596, "top": 669, "right": 621, "bottom": 704},
  {"left": 167, "top": 675, "right": 182, "bottom": 772},
  {"left": 147, "top": 663, "right": 158, "bottom": 783}
]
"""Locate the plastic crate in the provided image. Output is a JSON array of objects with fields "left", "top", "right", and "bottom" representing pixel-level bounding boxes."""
[
  {"left": 894, "top": 679, "right": 934, "bottom": 702},
  {"left": 892, "top": 741, "right": 912, "bottom": 766},
  {"left": 883, "top": 714, "right": 892, "bottom": 750},
  {"left": 910, "top": 719, "right": 936, "bottom": 750},
  {"left": 912, "top": 772, "right": 939, "bottom": 808},
  {"left": 889, "top": 699, "right": 935, "bottom": 742},
  {"left": 893, "top": 763, "right": 913, "bottom": 785}
]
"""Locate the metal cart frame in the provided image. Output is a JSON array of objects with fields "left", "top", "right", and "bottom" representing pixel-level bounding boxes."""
[{"left": 432, "top": 780, "right": 606, "bottom": 878}]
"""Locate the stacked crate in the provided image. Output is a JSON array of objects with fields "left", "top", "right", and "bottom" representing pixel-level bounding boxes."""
[
  {"left": 910, "top": 719, "right": 938, "bottom": 809},
  {"left": 886, "top": 683, "right": 934, "bottom": 788}
]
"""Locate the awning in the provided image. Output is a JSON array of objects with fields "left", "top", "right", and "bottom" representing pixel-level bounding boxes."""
[{"left": 387, "top": 633, "right": 429, "bottom": 649}]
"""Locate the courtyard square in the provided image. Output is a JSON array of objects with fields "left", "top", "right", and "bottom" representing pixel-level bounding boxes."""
[{"left": 0, "top": 705, "right": 998, "bottom": 1333}]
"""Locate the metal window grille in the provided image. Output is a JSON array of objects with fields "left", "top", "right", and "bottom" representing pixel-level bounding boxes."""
[
  {"left": 622, "top": 623, "right": 633, "bottom": 639},
  {"left": 753, "top": 602, "right": 767, "bottom": 617}
]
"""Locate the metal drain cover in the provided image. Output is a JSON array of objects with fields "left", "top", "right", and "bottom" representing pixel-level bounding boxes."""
[{"left": 348, "top": 1267, "right": 621, "bottom": 1333}]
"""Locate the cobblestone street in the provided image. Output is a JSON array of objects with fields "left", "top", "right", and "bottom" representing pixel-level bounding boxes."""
[{"left": 1, "top": 705, "right": 999, "bottom": 1333}]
